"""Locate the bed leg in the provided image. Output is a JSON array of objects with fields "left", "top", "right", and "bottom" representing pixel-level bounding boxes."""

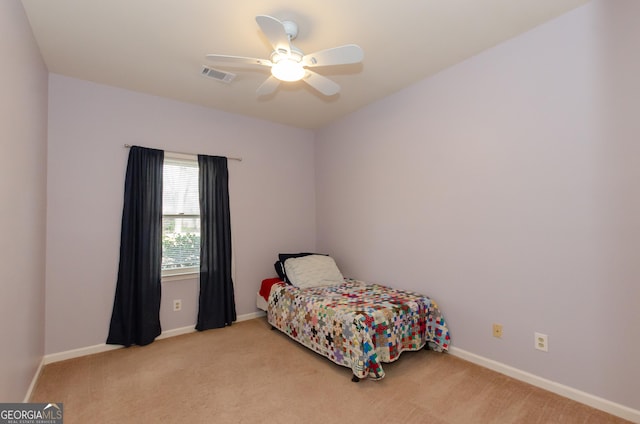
[
  {"left": 270, "top": 325, "right": 276, "bottom": 331},
  {"left": 351, "top": 375, "right": 360, "bottom": 383},
  {"left": 423, "top": 342, "right": 431, "bottom": 350}
]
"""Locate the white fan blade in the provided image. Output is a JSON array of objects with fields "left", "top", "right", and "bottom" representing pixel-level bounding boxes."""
[
  {"left": 256, "top": 15, "right": 291, "bottom": 56},
  {"left": 302, "top": 70, "right": 340, "bottom": 96},
  {"left": 302, "top": 44, "right": 364, "bottom": 68},
  {"left": 206, "top": 54, "right": 272, "bottom": 67},
  {"left": 256, "top": 76, "right": 280, "bottom": 96}
]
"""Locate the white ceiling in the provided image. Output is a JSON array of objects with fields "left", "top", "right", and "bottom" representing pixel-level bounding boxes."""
[{"left": 21, "top": 0, "right": 588, "bottom": 129}]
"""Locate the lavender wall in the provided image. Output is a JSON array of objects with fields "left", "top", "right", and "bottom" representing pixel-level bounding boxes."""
[
  {"left": 315, "top": 0, "right": 639, "bottom": 411},
  {"left": 46, "top": 75, "right": 316, "bottom": 355},
  {"left": 0, "top": 1, "right": 48, "bottom": 402}
]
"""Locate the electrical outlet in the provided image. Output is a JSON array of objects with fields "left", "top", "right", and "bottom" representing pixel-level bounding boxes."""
[
  {"left": 492, "top": 323, "right": 503, "bottom": 338},
  {"left": 535, "top": 332, "right": 548, "bottom": 351},
  {"left": 173, "top": 299, "right": 182, "bottom": 312}
]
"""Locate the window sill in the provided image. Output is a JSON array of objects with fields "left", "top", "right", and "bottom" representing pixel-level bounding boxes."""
[{"left": 162, "top": 271, "right": 199, "bottom": 283}]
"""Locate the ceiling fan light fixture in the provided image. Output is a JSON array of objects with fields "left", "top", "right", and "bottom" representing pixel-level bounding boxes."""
[
  {"left": 271, "top": 58, "right": 305, "bottom": 82},
  {"left": 206, "top": 15, "right": 364, "bottom": 95}
]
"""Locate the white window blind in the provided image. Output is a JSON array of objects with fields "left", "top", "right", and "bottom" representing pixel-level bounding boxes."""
[{"left": 162, "top": 157, "right": 200, "bottom": 274}]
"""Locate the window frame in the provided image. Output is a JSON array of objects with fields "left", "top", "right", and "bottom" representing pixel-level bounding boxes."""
[{"left": 161, "top": 152, "right": 200, "bottom": 280}]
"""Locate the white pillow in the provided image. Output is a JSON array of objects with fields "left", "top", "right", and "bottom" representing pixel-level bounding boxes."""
[{"left": 284, "top": 255, "right": 344, "bottom": 288}]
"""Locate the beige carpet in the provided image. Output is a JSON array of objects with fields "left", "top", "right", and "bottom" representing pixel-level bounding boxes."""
[{"left": 31, "top": 318, "right": 630, "bottom": 424}]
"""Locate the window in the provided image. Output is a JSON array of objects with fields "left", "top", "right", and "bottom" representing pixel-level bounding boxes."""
[{"left": 162, "top": 155, "right": 200, "bottom": 277}]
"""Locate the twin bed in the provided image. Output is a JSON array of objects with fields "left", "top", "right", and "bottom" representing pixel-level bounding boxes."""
[{"left": 256, "top": 253, "right": 450, "bottom": 381}]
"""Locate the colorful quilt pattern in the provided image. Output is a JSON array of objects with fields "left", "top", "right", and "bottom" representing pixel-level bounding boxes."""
[{"left": 267, "top": 278, "right": 450, "bottom": 380}]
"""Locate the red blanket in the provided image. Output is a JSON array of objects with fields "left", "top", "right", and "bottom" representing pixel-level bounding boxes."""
[{"left": 259, "top": 277, "right": 284, "bottom": 301}]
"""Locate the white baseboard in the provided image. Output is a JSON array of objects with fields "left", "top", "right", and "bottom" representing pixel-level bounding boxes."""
[
  {"left": 155, "top": 325, "right": 196, "bottom": 341},
  {"left": 43, "top": 342, "right": 122, "bottom": 365},
  {"left": 23, "top": 358, "right": 45, "bottom": 403},
  {"left": 449, "top": 347, "right": 640, "bottom": 423},
  {"left": 43, "top": 311, "right": 266, "bottom": 365},
  {"left": 237, "top": 310, "right": 266, "bottom": 321}
]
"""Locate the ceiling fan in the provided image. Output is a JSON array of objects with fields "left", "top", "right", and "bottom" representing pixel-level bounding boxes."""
[{"left": 205, "top": 15, "right": 364, "bottom": 96}]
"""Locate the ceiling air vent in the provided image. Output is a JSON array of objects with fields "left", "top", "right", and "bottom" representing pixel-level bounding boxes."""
[{"left": 200, "top": 66, "right": 236, "bottom": 83}]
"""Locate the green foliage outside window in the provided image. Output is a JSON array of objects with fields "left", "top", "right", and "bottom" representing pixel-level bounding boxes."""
[{"left": 162, "top": 232, "right": 200, "bottom": 270}]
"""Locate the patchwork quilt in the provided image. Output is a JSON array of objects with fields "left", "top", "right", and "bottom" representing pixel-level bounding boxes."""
[{"left": 267, "top": 278, "right": 450, "bottom": 379}]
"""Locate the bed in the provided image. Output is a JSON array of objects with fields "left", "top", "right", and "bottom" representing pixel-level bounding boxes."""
[{"left": 257, "top": 254, "right": 450, "bottom": 381}]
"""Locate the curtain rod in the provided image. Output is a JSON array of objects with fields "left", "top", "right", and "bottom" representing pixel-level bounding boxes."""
[{"left": 123, "top": 144, "right": 242, "bottom": 162}]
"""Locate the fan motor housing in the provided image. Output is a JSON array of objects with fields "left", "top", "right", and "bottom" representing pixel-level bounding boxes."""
[{"left": 271, "top": 46, "right": 303, "bottom": 64}]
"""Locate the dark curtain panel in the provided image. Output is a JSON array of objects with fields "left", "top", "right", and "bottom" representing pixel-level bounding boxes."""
[
  {"left": 107, "top": 146, "right": 164, "bottom": 346},
  {"left": 196, "top": 155, "right": 236, "bottom": 330}
]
